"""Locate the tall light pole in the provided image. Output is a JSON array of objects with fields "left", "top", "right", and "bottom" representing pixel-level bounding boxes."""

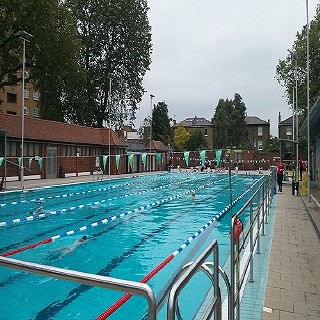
[
  {"left": 108, "top": 75, "right": 113, "bottom": 178},
  {"left": 293, "top": 51, "right": 299, "bottom": 183},
  {"left": 306, "top": 0, "right": 311, "bottom": 202},
  {"left": 149, "top": 94, "right": 155, "bottom": 173},
  {"left": 19, "top": 31, "right": 33, "bottom": 190}
]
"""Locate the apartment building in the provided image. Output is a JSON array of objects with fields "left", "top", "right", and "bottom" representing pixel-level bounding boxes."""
[
  {"left": 245, "top": 116, "right": 270, "bottom": 151},
  {"left": 0, "top": 73, "right": 40, "bottom": 118}
]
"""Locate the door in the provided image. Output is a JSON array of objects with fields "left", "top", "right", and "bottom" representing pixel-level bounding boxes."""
[{"left": 46, "top": 147, "right": 57, "bottom": 179}]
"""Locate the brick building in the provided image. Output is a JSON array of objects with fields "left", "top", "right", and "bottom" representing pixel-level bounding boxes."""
[{"left": 0, "top": 114, "right": 167, "bottom": 184}]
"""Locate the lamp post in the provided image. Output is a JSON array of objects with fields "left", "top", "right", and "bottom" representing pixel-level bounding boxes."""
[
  {"left": 108, "top": 75, "right": 113, "bottom": 178},
  {"left": 19, "top": 31, "right": 33, "bottom": 190},
  {"left": 306, "top": 0, "right": 311, "bottom": 202},
  {"left": 149, "top": 94, "right": 155, "bottom": 173},
  {"left": 293, "top": 51, "right": 299, "bottom": 183}
]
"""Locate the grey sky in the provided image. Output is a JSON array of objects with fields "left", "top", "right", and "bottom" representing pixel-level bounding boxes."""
[{"left": 134, "top": 0, "right": 318, "bottom": 136}]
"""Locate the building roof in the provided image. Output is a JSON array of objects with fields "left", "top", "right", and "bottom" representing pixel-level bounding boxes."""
[
  {"left": 0, "top": 114, "right": 126, "bottom": 147},
  {"left": 245, "top": 116, "right": 269, "bottom": 125},
  {"left": 278, "top": 116, "right": 293, "bottom": 126},
  {"left": 146, "top": 140, "right": 168, "bottom": 152},
  {"left": 177, "top": 116, "right": 214, "bottom": 127}
]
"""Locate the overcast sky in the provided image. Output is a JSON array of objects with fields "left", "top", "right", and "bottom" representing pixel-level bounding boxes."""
[{"left": 134, "top": 0, "right": 319, "bottom": 136}]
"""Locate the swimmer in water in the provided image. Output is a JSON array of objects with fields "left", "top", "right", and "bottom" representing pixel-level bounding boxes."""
[
  {"left": 60, "top": 235, "right": 88, "bottom": 258},
  {"left": 190, "top": 191, "right": 196, "bottom": 201}
]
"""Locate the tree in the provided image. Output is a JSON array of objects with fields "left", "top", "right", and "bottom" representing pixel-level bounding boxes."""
[
  {"left": 64, "top": 0, "right": 152, "bottom": 128},
  {"left": 185, "top": 129, "right": 208, "bottom": 151},
  {"left": 151, "top": 101, "right": 171, "bottom": 145},
  {"left": 264, "top": 136, "right": 280, "bottom": 153},
  {"left": 174, "top": 124, "right": 190, "bottom": 151},
  {"left": 213, "top": 93, "right": 248, "bottom": 148},
  {"left": 0, "top": 0, "right": 81, "bottom": 121},
  {"left": 276, "top": 4, "right": 320, "bottom": 124}
]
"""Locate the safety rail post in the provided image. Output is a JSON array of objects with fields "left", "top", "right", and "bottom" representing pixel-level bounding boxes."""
[
  {"left": 265, "top": 177, "right": 269, "bottom": 223},
  {"left": 0, "top": 256, "right": 157, "bottom": 320},
  {"left": 249, "top": 200, "right": 254, "bottom": 283},
  {"left": 230, "top": 216, "right": 235, "bottom": 320},
  {"left": 235, "top": 240, "right": 240, "bottom": 320},
  {"left": 167, "top": 240, "right": 221, "bottom": 320},
  {"left": 261, "top": 183, "right": 265, "bottom": 236},
  {"left": 256, "top": 188, "right": 261, "bottom": 254}
]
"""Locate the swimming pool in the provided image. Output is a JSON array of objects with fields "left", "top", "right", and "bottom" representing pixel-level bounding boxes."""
[{"left": 0, "top": 172, "right": 263, "bottom": 319}]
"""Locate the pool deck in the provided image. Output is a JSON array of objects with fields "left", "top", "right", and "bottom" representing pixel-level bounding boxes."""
[
  {"left": 262, "top": 180, "right": 320, "bottom": 320},
  {"left": 2, "top": 172, "right": 320, "bottom": 320}
]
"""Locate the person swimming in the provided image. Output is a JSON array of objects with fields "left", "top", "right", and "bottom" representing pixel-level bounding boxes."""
[
  {"left": 30, "top": 201, "right": 44, "bottom": 215},
  {"left": 60, "top": 235, "right": 88, "bottom": 258},
  {"left": 190, "top": 191, "right": 196, "bottom": 201}
]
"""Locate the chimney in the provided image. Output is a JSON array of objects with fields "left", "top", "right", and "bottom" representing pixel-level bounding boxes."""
[{"left": 278, "top": 112, "right": 281, "bottom": 123}]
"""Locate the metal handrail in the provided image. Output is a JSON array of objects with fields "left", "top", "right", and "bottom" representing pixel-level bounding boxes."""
[
  {"left": 204, "top": 263, "right": 232, "bottom": 320},
  {"left": 230, "top": 170, "right": 276, "bottom": 320},
  {"left": 0, "top": 256, "right": 157, "bottom": 320},
  {"left": 167, "top": 240, "right": 221, "bottom": 320}
]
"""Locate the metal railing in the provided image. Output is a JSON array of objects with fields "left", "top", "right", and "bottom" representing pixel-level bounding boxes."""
[
  {"left": 0, "top": 255, "right": 157, "bottom": 320},
  {"left": 229, "top": 169, "right": 276, "bottom": 320},
  {"left": 167, "top": 240, "right": 221, "bottom": 320}
]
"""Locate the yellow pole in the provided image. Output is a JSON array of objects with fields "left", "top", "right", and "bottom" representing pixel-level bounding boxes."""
[{"left": 301, "top": 171, "right": 307, "bottom": 196}]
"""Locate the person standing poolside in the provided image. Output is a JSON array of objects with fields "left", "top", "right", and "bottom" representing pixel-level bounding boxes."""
[
  {"left": 277, "top": 160, "right": 285, "bottom": 192},
  {"left": 298, "top": 159, "right": 303, "bottom": 181}
]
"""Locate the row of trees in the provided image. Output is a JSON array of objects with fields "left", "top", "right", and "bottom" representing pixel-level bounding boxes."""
[
  {"left": 276, "top": 4, "right": 320, "bottom": 125},
  {"left": 148, "top": 93, "right": 250, "bottom": 152},
  {"left": 0, "top": 0, "right": 152, "bottom": 128},
  {"left": 148, "top": 93, "right": 307, "bottom": 154}
]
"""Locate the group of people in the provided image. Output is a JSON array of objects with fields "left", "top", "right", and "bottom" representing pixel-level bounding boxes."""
[{"left": 276, "top": 159, "right": 308, "bottom": 192}]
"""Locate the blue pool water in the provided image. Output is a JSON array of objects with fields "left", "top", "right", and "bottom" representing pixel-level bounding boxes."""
[{"left": 0, "top": 173, "right": 262, "bottom": 319}]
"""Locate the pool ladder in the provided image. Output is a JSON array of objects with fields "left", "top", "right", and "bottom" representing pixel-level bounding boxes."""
[{"left": 165, "top": 240, "right": 224, "bottom": 320}]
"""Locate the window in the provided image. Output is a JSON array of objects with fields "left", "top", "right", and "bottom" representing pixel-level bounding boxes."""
[
  {"left": 6, "top": 141, "right": 17, "bottom": 157},
  {"left": 204, "top": 128, "right": 208, "bottom": 136},
  {"left": 32, "top": 108, "right": 39, "bottom": 117},
  {"left": 7, "top": 93, "right": 17, "bottom": 103},
  {"left": 93, "top": 147, "right": 102, "bottom": 156},
  {"left": 258, "top": 139, "right": 263, "bottom": 150},
  {"left": 33, "top": 91, "right": 40, "bottom": 100},
  {"left": 24, "top": 89, "right": 29, "bottom": 99},
  {"left": 24, "top": 106, "right": 29, "bottom": 116},
  {"left": 257, "top": 126, "right": 263, "bottom": 136},
  {"left": 286, "top": 126, "right": 292, "bottom": 136},
  {"left": 80, "top": 146, "right": 89, "bottom": 156},
  {"left": 34, "top": 144, "right": 40, "bottom": 156},
  {"left": 62, "top": 146, "right": 67, "bottom": 157}
]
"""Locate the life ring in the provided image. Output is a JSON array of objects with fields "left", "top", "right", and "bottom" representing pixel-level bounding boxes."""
[{"left": 233, "top": 217, "right": 243, "bottom": 243}]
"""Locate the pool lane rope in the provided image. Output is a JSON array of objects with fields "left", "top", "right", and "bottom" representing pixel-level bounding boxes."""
[
  {"left": 0, "top": 176, "right": 229, "bottom": 257},
  {"left": 0, "top": 174, "right": 208, "bottom": 228},
  {"left": 95, "top": 177, "right": 263, "bottom": 320},
  {"left": 0, "top": 175, "right": 176, "bottom": 208}
]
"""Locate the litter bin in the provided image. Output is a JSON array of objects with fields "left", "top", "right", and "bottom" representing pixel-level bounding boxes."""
[
  {"left": 60, "top": 166, "right": 66, "bottom": 178},
  {"left": 292, "top": 181, "right": 299, "bottom": 196}
]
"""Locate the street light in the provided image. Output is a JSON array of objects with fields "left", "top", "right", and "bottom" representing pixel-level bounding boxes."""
[
  {"left": 19, "top": 31, "right": 33, "bottom": 190},
  {"left": 292, "top": 51, "right": 299, "bottom": 183},
  {"left": 108, "top": 75, "right": 113, "bottom": 178},
  {"left": 149, "top": 94, "right": 155, "bottom": 173},
  {"left": 306, "top": 0, "right": 311, "bottom": 202}
]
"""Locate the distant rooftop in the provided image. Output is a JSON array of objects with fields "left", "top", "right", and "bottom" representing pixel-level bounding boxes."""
[
  {"left": 245, "top": 116, "right": 269, "bottom": 125},
  {"left": 177, "top": 116, "right": 214, "bottom": 127}
]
